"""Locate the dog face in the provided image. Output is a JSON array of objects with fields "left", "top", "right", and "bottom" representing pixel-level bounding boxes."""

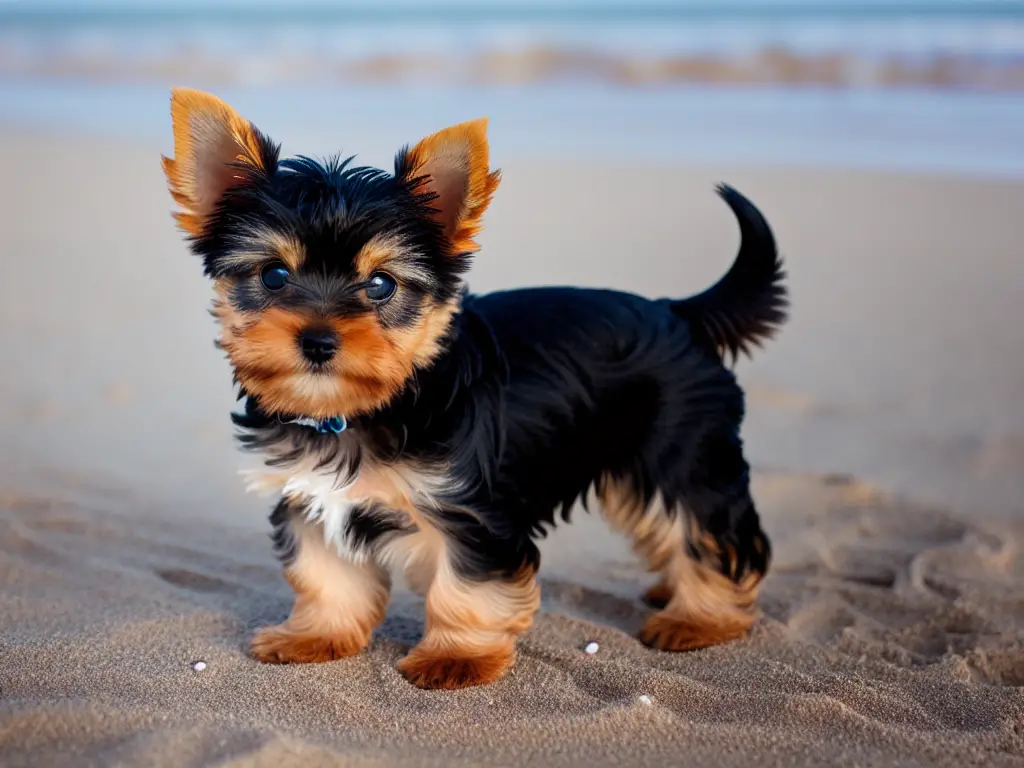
[{"left": 162, "top": 88, "right": 500, "bottom": 419}]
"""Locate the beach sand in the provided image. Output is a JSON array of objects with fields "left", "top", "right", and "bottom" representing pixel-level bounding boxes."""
[{"left": 1, "top": 133, "right": 1022, "bottom": 766}]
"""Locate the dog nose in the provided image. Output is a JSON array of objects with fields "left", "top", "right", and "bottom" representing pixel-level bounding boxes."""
[{"left": 299, "top": 328, "right": 339, "bottom": 365}]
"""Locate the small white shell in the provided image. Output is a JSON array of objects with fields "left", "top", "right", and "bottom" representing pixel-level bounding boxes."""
[
  {"left": 583, "top": 641, "right": 600, "bottom": 655},
  {"left": 192, "top": 661, "right": 208, "bottom": 672},
  {"left": 637, "top": 694, "right": 653, "bottom": 706}
]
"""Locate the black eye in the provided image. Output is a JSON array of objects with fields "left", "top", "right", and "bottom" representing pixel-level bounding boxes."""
[
  {"left": 365, "top": 272, "right": 397, "bottom": 303},
  {"left": 260, "top": 262, "right": 289, "bottom": 292}
]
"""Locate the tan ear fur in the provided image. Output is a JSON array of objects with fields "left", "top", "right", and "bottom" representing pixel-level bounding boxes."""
[
  {"left": 161, "top": 87, "right": 267, "bottom": 236},
  {"left": 405, "top": 118, "right": 501, "bottom": 254}
]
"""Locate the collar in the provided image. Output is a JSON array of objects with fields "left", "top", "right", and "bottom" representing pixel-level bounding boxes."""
[{"left": 281, "top": 414, "right": 348, "bottom": 434}]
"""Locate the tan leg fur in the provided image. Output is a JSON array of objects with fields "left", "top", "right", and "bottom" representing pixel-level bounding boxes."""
[
  {"left": 251, "top": 519, "right": 391, "bottom": 663},
  {"left": 599, "top": 477, "right": 762, "bottom": 652},
  {"left": 397, "top": 553, "right": 540, "bottom": 690}
]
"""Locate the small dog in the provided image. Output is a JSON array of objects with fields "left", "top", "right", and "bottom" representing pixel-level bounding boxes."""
[{"left": 163, "top": 88, "right": 787, "bottom": 689}]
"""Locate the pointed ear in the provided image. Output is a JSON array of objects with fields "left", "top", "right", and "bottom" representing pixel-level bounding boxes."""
[
  {"left": 401, "top": 118, "right": 501, "bottom": 254},
  {"left": 161, "top": 87, "right": 274, "bottom": 236}
]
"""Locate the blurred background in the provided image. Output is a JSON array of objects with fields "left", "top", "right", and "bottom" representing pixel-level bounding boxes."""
[
  {"left": 1, "top": 0, "right": 1023, "bottom": 522},
  {"left": 2, "top": 0, "right": 1024, "bottom": 172}
]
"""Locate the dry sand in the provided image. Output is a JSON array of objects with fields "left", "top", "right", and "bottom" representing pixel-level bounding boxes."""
[{"left": 1, "top": 133, "right": 1022, "bottom": 767}]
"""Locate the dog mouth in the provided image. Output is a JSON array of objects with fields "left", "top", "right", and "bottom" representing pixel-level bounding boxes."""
[{"left": 304, "top": 361, "right": 335, "bottom": 374}]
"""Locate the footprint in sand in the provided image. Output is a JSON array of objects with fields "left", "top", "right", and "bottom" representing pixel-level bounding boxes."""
[{"left": 155, "top": 567, "right": 238, "bottom": 595}]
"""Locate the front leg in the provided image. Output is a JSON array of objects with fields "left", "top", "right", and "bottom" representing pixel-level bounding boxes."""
[
  {"left": 251, "top": 499, "right": 391, "bottom": 664},
  {"left": 396, "top": 517, "right": 540, "bottom": 690}
]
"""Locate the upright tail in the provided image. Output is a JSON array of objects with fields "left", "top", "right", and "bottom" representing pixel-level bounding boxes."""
[{"left": 671, "top": 185, "right": 788, "bottom": 362}]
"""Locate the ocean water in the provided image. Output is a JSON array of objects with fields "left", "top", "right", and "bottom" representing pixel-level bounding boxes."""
[
  {"left": 2, "top": 1, "right": 1024, "bottom": 60},
  {"left": 0, "top": 2, "right": 1022, "bottom": 176}
]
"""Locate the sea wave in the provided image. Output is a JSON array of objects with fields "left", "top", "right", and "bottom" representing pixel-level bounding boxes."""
[
  {"left": 0, "top": 45, "right": 1021, "bottom": 91},
  {"left": 2, "top": 4, "right": 1023, "bottom": 92}
]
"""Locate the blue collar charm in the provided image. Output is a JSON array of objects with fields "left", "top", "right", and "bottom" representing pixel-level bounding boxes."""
[{"left": 284, "top": 415, "right": 348, "bottom": 434}]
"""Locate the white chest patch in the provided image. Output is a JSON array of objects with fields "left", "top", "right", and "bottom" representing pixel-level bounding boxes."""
[
  {"left": 280, "top": 465, "right": 363, "bottom": 558},
  {"left": 239, "top": 433, "right": 458, "bottom": 566},
  {"left": 240, "top": 447, "right": 369, "bottom": 559}
]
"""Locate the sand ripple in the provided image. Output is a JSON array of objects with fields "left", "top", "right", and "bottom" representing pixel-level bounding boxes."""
[{"left": 1, "top": 472, "right": 1022, "bottom": 767}]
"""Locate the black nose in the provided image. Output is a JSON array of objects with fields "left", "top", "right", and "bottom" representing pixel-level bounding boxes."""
[{"left": 299, "top": 328, "right": 339, "bottom": 365}]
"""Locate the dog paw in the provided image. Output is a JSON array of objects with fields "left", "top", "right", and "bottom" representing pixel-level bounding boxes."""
[
  {"left": 639, "top": 613, "right": 750, "bottom": 652},
  {"left": 397, "top": 646, "right": 514, "bottom": 689},
  {"left": 250, "top": 624, "right": 368, "bottom": 664}
]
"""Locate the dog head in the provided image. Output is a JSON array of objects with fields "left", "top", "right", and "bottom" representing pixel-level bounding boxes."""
[{"left": 162, "top": 88, "right": 500, "bottom": 419}]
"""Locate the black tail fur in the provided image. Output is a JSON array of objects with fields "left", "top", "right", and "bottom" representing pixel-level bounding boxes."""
[{"left": 671, "top": 184, "right": 788, "bottom": 363}]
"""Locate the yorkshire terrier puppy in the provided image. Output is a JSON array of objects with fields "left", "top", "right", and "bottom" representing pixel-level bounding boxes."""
[{"left": 163, "top": 88, "right": 787, "bottom": 690}]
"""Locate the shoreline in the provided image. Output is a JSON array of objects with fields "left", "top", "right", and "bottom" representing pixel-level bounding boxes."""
[
  {"left": 1, "top": 46, "right": 1023, "bottom": 92},
  {"left": 3, "top": 82, "right": 1023, "bottom": 181}
]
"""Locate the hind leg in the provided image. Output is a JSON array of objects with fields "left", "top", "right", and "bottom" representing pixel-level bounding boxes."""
[
  {"left": 638, "top": 515, "right": 767, "bottom": 652},
  {"left": 599, "top": 445, "right": 770, "bottom": 651}
]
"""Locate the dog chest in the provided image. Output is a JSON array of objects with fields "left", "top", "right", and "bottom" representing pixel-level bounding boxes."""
[{"left": 242, "top": 444, "right": 433, "bottom": 560}]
